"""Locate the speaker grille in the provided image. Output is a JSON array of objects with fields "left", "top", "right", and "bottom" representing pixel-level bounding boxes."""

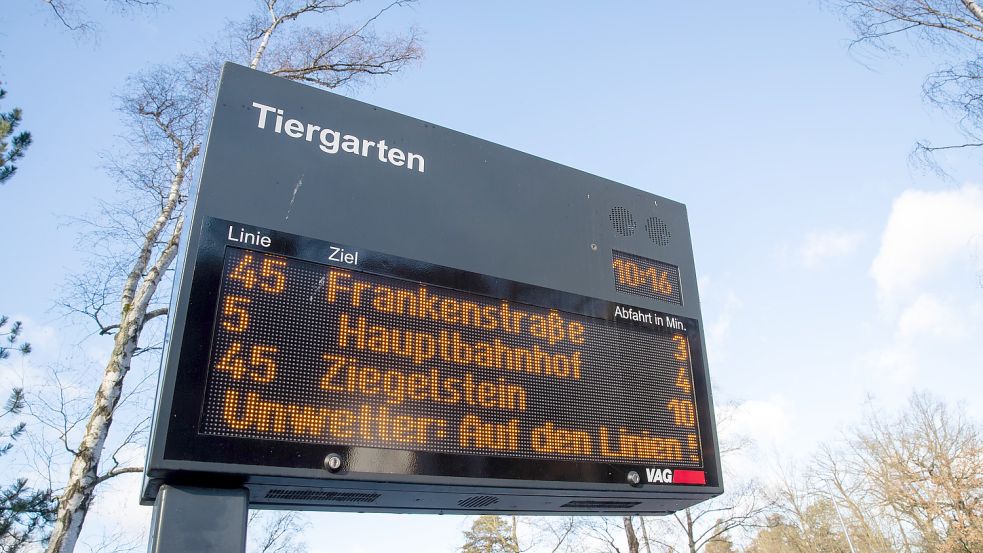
[
  {"left": 458, "top": 495, "right": 499, "bottom": 508},
  {"left": 646, "top": 216, "right": 671, "bottom": 246},
  {"left": 610, "top": 207, "right": 636, "bottom": 236},
  {"left": 264, "top": 489, "right": 380, "bottom": 503}
]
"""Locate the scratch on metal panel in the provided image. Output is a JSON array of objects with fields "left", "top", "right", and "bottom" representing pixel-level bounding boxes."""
[{"left": 286, "top": 175, "right": 304, "bottom": 220}]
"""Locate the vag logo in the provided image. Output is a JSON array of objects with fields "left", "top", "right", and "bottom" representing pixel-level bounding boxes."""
[{"left": 646, "top": 468, "right": 673, "bottom": 483}]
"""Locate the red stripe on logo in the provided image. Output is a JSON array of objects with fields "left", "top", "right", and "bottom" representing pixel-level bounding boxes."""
[{"left": 673, "top": 470, "right": 706, "bottom": 485}]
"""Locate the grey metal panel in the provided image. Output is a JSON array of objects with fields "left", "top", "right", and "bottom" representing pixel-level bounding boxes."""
[
  {"left": 145, "top": 62, "right": 721, "bottom": 511},
  {"left": 148, "top": 486, "right": 248, "bottom": 553},
  {"left": 193, "top": 63, "right": 700, "bottom": 315}
]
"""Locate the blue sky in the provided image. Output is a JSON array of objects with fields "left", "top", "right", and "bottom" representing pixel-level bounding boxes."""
[{"left": 3, "top": 1, "right": 983, "bottom": 551}]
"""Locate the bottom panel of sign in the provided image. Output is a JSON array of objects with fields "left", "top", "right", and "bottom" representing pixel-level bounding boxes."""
[{"left": 141, "top": 474, "right": 719, "bottom": 515}]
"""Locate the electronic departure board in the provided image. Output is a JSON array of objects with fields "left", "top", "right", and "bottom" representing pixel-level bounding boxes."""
[{"left": 143, "top": 63, "right": 722, "bottom": 515}]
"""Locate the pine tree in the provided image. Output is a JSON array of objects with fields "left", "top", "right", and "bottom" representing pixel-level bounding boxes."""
[
  {"left": 1, "top": 319, "right": 56, "bottom": 552},
  {"left": 0, "top": 316, "right": 32, "bottom": 359},
  {"left": 461, "top": 515, "right": 520, "bottom": 553},
  {"left": 2, "top": 388, "right": 57, "bottom": 552},
  {"left": 0, "top": 85, "right": 32, "bottom": 184}
]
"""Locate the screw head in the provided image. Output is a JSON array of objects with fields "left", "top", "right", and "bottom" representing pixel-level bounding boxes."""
[
  {"left": 590, "top": 243, "right": 598, "bottom": 251},
  {"left": 324, "top": 453, "right": 343, "bottom": 472},
  {"left": 627, "top": 471, "right": 641, "bottom": 486}
]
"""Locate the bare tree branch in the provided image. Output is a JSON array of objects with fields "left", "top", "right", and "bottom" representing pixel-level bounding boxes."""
[
  {"left": 93, "top": 467, "right": 142, "bottom": 486},
  {"left": 43, "top": 3, "right": 423, "bottom": 551},
  {"left": 41, "top": 0, "right": 161, "bottom": 34},
  {"left": 96, "top": 307, "right": 168, "bottom": 336},
  {"left": 757, "top": 393, "right": 983, "bottom": 552},
  {"left": 832, "top": 0, "right": 983, "bottom": 170},
  {"left": 246, "top": 0, "right": 423, "bottom": 89}
]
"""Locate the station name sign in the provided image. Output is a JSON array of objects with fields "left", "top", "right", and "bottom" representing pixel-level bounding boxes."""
[{"left": 251, "top": 101, "right": 427, "bottom": 173}]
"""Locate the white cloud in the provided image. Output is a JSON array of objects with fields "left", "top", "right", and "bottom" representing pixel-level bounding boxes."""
[
  {"left": 0, "top": 316, "right": 64, "bottom": 390},
  {"left": 896, "top": 293, "right": 964, "bottom": 339},
  {"left": 8, "top": 314, "right": 62, "bottom": 354},
  {"left": 706, "top": 292, "right": 742, "bottom": 364},
  {"left": 800, "top": 230, "right": 863, "bottom": 268},
  {"left": 860, "top": 343, "right": 920, "bottom": 396},
  {"left": 727, "top": 397, "right": 791, "bottom": 449},
  {"left": 697, "top": 274, "right": 713, "bottom": 296},
  {"left": 716, "top": 397, "right": 793, "bottom": 482},
  {"left": 870, "top": 184, "right": 983, "bottom": 300}
]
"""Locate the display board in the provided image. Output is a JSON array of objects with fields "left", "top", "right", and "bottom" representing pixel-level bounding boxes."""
[{"left": 143, "top": 63, "right": 722, "bottom": 514}]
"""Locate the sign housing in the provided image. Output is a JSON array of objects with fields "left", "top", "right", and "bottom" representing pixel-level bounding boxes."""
[{"left": 143, "top": 63, "right": 723, "bottom": 515}]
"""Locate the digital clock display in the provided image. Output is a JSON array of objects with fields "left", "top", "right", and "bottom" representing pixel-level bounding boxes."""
[{"left": 612, "top": 250, "right": 683, "bottom": 305}]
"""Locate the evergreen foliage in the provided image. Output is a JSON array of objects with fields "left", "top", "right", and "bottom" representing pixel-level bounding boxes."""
[
  {"left": 460, "top": 515, "right": 519, "bottom": 553},
  {"left": 0, "top": 320, "right": 55, "bottom": 552},
  {"left": 0, "top": 86, "right": 32, "bottom": 185},
  {"left": 0, "top": 317, "right": 32, "bottom": 359},
  {"left": 0, "top": 478, "right": 56, "bottom": 553}
]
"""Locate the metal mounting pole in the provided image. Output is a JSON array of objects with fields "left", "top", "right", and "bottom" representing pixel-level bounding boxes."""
[{"left": 147, "top": 485, "right": 249, "bottom": 553}]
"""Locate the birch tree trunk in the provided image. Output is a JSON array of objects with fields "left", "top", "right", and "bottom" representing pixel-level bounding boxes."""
[
  {"left": 511, "top": 515, "right": 520, "bottom": 553},
  {"left": 638, "top": 518, "right": 652, "bottom": 553},
  {"left": 43, "top": 3, "right": 420, "bottom": 552},
  {"left": 685, "top": 510, "right": 697, "bottom": 553},
  {"left": 46, "top": 158, "right": 191, "bottom": 553},
  {"left": 622, "top": 516, "right": 640, "bottom": 553},
  {"left": 961, "top": 0, "right": 983, "bottom": 24}
]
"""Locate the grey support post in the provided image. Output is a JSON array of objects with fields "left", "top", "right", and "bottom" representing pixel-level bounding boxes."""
[{"left": 148, "top": 485, "right": 249, "bottom": 553}]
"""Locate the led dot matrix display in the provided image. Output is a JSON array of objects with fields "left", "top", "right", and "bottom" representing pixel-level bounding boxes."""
[{"left": 202, "top": 246, "right": 704, "bottom": 467}]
